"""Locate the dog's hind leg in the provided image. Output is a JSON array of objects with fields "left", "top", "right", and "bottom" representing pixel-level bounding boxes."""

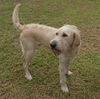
[
  {"left": 63, "top": 59, "right": 73, "bottom": 76},
  {"left": 20, "top": 38, "right": 36, "bottom": 80}
]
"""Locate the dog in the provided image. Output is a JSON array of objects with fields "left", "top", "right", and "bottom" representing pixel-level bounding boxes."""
[{"left": 12, "top": 4, "right": 81, "bottom": 92}]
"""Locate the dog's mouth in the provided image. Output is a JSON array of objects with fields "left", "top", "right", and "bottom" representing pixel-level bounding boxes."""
[{"left": 51, "top": 48, "right": 61, "bottom": 56}]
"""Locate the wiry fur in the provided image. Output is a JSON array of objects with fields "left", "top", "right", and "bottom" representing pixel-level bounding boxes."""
[{"left": 12, "top": 4, "right": 81, "bottom": 93}]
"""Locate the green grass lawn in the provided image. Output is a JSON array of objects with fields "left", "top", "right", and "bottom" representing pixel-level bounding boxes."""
[{"left": 0, "top": 0, "right": 100, "bottom": 99}]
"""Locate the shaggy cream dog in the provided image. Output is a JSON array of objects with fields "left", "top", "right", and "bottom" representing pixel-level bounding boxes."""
[{"left": 12, "top": 4, "right": 81, "bottom": 92}]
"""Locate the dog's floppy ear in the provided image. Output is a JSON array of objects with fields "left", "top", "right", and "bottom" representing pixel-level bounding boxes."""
[{"left": 71, "top": 33, "right": 80, "bottom": 49}]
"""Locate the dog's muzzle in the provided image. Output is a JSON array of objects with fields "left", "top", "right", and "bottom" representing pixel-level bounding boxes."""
[
  {"left": 50, "top": 41, "right": 57, "bottom": 49},
  {"left": 50, "top": 41, "right": 61, "bottom": 55}
]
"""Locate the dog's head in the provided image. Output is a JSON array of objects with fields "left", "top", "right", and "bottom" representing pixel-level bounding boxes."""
[{"left": 50, "top": 25, "right": 81, "bottom": 55}]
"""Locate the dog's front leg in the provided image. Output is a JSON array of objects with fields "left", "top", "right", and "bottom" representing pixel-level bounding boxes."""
[{"left": 59, "top": 54, "right": 70, "bottom": 92}]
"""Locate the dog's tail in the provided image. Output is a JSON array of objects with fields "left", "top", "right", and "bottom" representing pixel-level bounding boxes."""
[{"left": 12, "top": 4, "right": 24, "bottom": 31}]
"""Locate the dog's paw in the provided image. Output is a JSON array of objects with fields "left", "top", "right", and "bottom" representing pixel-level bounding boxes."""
[
  {"left": 68, "top": 71, "right": 73, "bottom": 75},
  {"left": 61, "top": 85, "right": 69, "bottom": 93},
  {"left": 25, "top": 74, "right": 32, "bottom": 80}
]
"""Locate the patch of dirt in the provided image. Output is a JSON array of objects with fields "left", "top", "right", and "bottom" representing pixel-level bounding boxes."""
[
  {"left": 36, "top": 96, "right": 57, "bottom": 99},
  {"left": 11, "top": 0, "right": 30, "bottom": 2},
  {"left": 81, "top": 27, "right": 100, "bottom": 53}
]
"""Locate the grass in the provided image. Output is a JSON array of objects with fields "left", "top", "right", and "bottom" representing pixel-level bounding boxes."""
[{"left": 0, "top": 0, "right": 100, "bottom": 99}]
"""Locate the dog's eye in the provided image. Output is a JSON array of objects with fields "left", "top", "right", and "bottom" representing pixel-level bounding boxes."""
[
  {"left": 56, "top": 33, "right": 59, "bottom": 35},
  {"left": 62, "top": 33, "right": 68, "bottom": 37}
]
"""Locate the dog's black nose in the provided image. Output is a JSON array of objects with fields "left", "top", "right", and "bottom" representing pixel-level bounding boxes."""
[{"left": 50, "top": 41, "right": 57, "bottom": 48}]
